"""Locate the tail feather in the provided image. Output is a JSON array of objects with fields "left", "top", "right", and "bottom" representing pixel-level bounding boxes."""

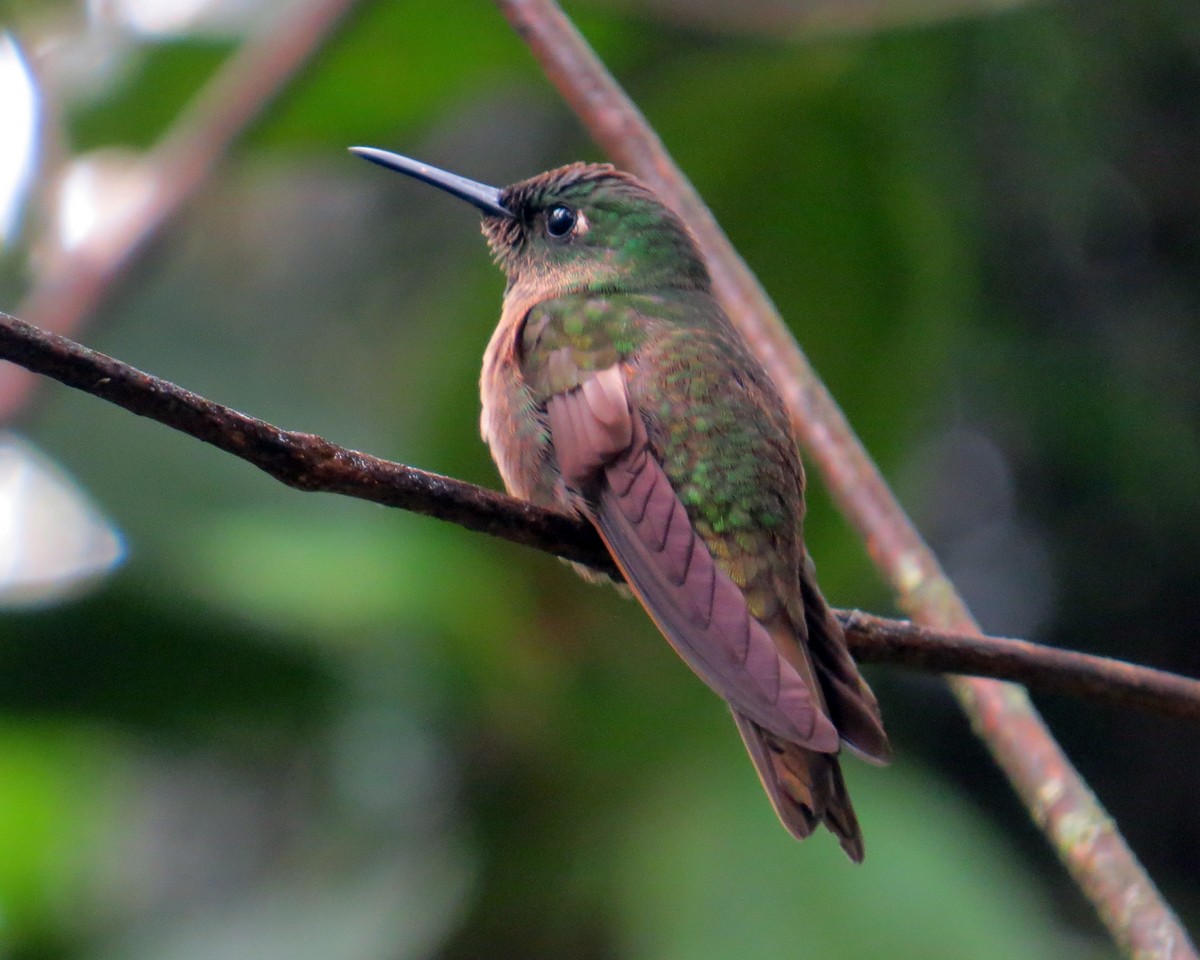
[{"left": 731, "top": 709, "right": 865, "bottom": 862}]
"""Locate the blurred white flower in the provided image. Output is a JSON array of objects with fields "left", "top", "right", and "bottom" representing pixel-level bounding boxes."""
[
  {"left": 0, "top": 33, "right": 39, "bottom": 246},
  {"left": 0, "top": 434, "right": 124, "bottom": 607}
]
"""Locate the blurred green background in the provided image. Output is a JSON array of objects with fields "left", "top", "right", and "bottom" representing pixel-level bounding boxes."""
[{"left": 0, "top": 0, "right": 1197, "bottom": 957}]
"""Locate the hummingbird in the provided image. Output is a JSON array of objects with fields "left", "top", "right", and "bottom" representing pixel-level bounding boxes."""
[{"left": 352, "top": 147, "right": 891, "bottom": 860}]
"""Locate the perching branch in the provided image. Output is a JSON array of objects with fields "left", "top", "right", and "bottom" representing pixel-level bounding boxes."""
[
  {"left": 3, "top": 310, "right": 1199, "bottom": 726},
  {"left": 0, "top": 312, "right": 603, "bottom": 574},
  {"left": 489, "top": 2, "right": 1198, "bottom": 958}
]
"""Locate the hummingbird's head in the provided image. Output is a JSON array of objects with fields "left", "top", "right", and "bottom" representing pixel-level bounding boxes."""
[
  {"left": 485, "top": 163, "right": 710, "bottom": 296},
  {"left": 350, "top": 148, "right": 710, "bottom": 297}
]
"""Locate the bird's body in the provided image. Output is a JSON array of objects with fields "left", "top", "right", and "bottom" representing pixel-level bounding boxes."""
[{"left": 353, "top": 149, "right": 890, "bottom": 859}]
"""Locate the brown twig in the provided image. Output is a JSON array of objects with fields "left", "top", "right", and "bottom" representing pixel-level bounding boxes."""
[
  {"left": 0, "top": 313, "right": 606, "bottom": 573},
  {"left": 1, "top": 0, "right": 365, "bottom": 420},
  {"left": 4, "top": 310, "right": 1200, "bottom": 727},
  {"left": 841, "top": 609, "right": 1200, "bottom": 721},
  {"left": 490, "top": 1, "right": 1198, "bottom": 957}
]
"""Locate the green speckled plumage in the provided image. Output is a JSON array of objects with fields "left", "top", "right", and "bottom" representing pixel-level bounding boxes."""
[
  {"left": 519, "top": 288, "right": 803, "bottom": 625},
  {"left": 357, "top": 149, "right": 889, "bottom": 859}
]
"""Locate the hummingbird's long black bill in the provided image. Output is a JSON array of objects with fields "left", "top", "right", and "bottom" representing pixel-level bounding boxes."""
[{"left": 349, "top": 147, "right": 512, "bottom": 219}]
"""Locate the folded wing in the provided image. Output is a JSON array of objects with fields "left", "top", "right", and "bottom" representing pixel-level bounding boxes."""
[{"left": 547, "top": 364, "right": 839, "bottom": 752}]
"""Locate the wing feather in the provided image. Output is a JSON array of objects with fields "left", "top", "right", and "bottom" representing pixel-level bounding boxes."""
[
  {"left": 799, "top": 560, "right": 892, "bottom": 764},
  {"left": 546, "top": 365, "right": 839, "bottom": 751}
]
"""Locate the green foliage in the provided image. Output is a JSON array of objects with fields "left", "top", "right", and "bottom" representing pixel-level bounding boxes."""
[
  {"left": 70, "top": 40, "right": 231, "bottom": 151},
  {"left": 0, "top": 725, "right": 119, "bottom": 948},
  {"left": 611, "top": 757, "right": 1080, "bottom": 960}
]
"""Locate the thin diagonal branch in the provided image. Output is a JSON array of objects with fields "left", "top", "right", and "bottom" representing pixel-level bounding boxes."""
[
  {"left": 1, "top": 0, "right": 364, "bottom": 420},
  {"left": 489, "top": 2, "right": 1198, "bottom": 957},
  {"left": 3, "top": 310, "right": 1200, "bottom": 726}
]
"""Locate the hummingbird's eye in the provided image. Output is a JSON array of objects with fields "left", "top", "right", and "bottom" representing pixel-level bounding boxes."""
[{"left": 545, "top": 205, "right": 577, "bottom": 239}]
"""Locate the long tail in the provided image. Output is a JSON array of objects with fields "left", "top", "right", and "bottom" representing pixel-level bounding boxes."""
[{"left": 731, "top": 709, "right": 865, "bottom": 862}]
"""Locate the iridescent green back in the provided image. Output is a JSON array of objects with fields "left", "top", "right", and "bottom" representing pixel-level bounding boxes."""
[{"left": 520, "top": 288, "right": 807, "bottom": 626}]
